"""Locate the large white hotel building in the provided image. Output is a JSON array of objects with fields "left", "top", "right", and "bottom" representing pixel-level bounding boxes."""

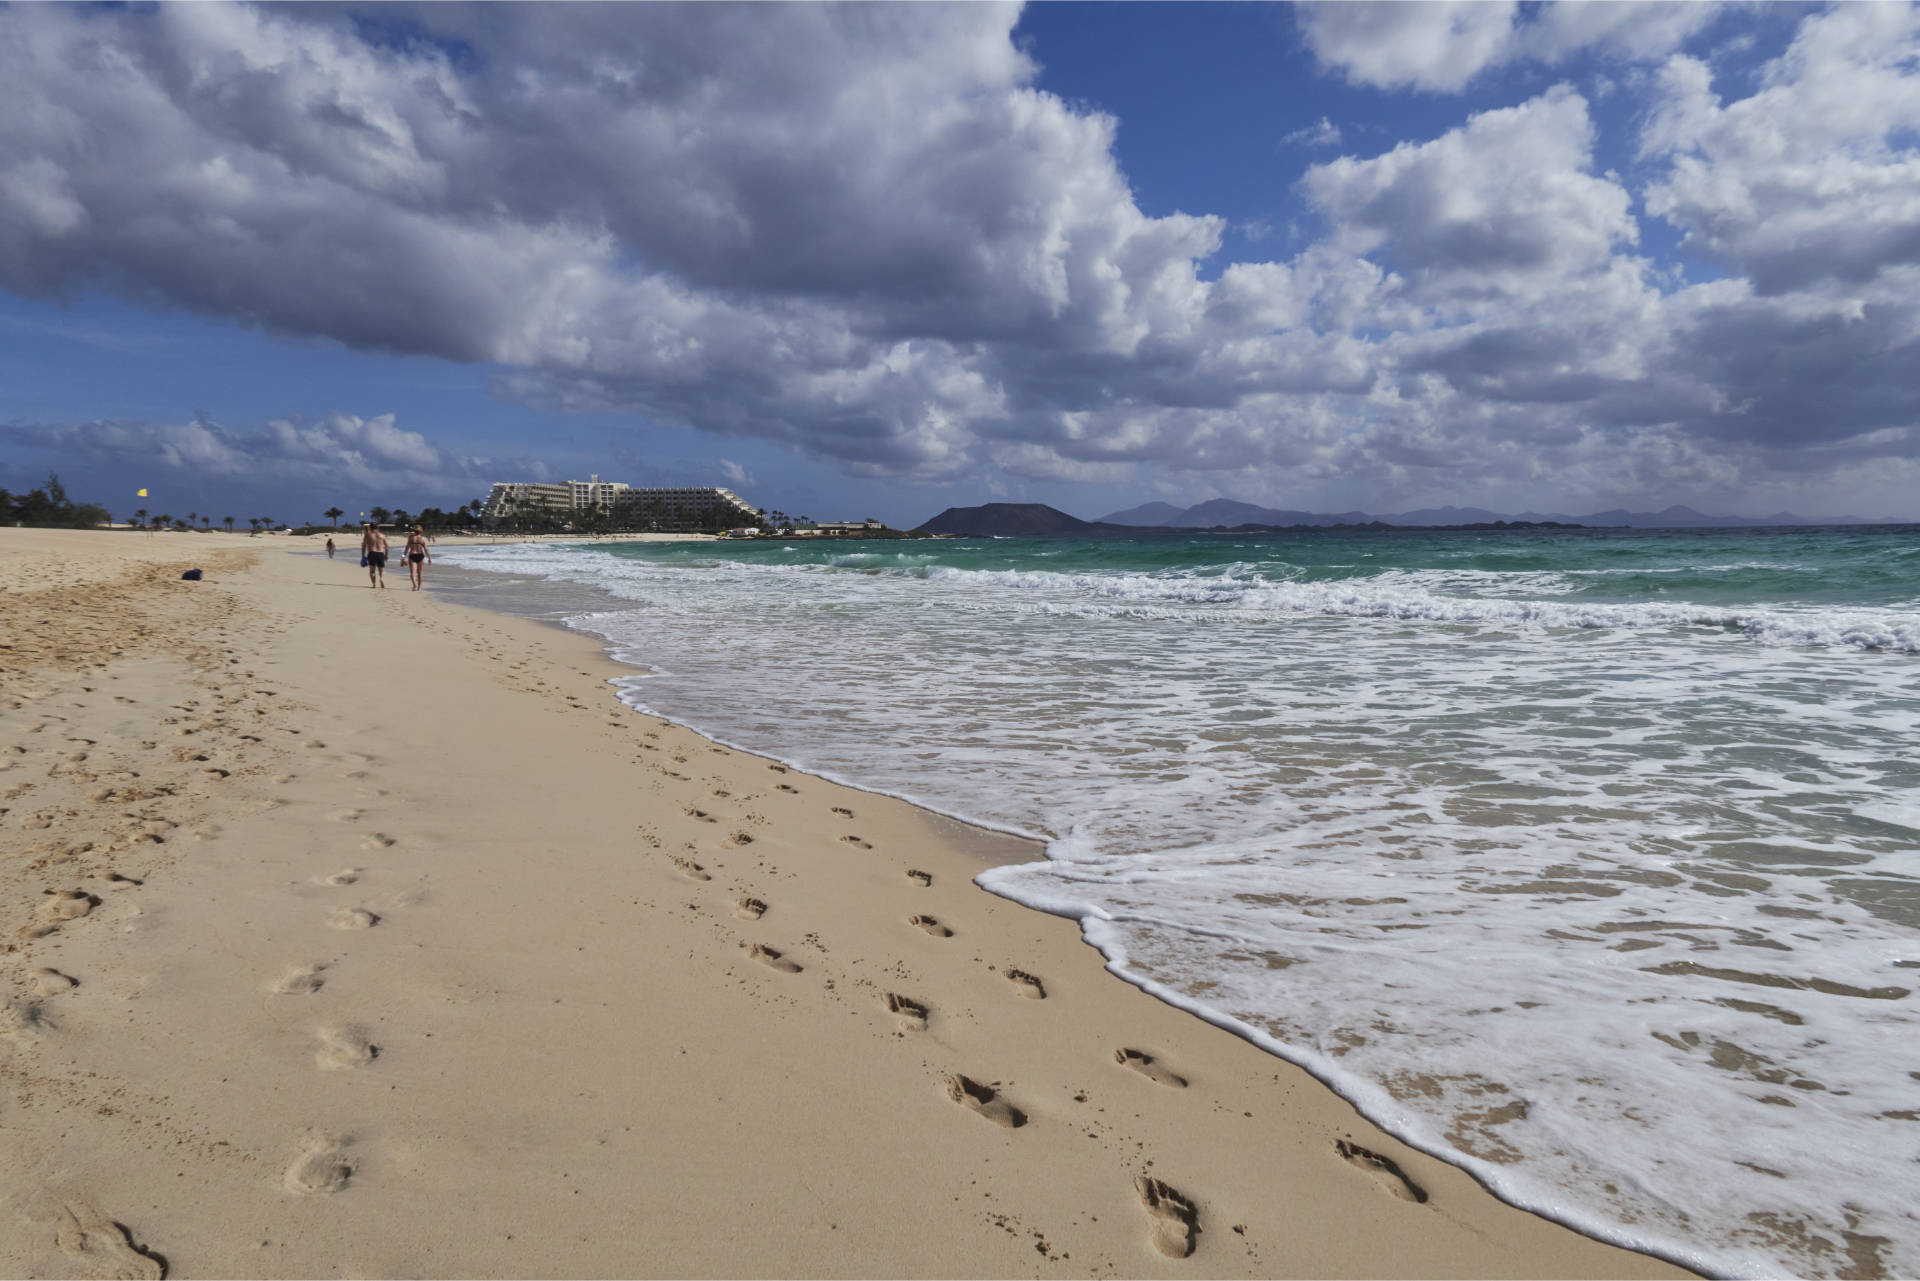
[{"left": 479, "top": 476, "right": 762, "bottom": 531}]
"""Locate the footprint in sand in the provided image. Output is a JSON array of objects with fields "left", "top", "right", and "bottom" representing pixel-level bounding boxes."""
[
  {"left": 18, "top": 890, "right": 97, "bottom": 938},
  {"left": 734, "top": 897, "right": 768, "bottom": 921},
  {"left": 272, "top": 964, "right": 328, "bottom": 995},
  {"left": 830, "top": 806, "right": 854, "bottom": 818},
  {"left": 30, "top": 969, "right": 78, "bottom": 997},
  {"left": 39, "top": 1196, "right": 165, "bottom": 1281},
  {"left": 326, "top": 907, "right": 379, "bottom": 931},
  {"left": 315, "top": 1025, "right": 378, "bottom": 1070},
  {"left": 1116, "top": 1049, "right": 1188, "bottom": 1088},
  {"left": 1005, "top": 969, "right": 1046, "bottom": 999},
  {"left": 1335, "top": 1139, "right": 1428, "bottom": 1203},
  {"left": 283, "top": 1135, "right": 355, "bottom": 1194},
  {"left": 360, "top": 832, "right": 396, "bottom": 850},
  {"left": 743, "top": 943, "right": 801, "bottom": 973},
  {"left": 0, "top": 998, "right": 51, "bottom": 1039},
  {"left": 673, "top": 857, "right": 712, "bottom": 882},
  {"left": 1134, "top": 1175, "right": 1200, "bottom": 1257},
  {"left": 683, "top": 808, "right": 717, "bottom": 823},
  {"left": 315, "top": 868, "right": 360, "bottom": 887},
  {"left": 775, "top": 783, "right": 798, "bottom": 794},
  {"left": 40, "top": 888, "right": 98, "bottom": 922},
  {"left": 909, "top": 914, "right": 952, "bottom": 938},
  {"left": 726, "top": 832, "right": 754, "bottom": 847},
  {"left": 885, "top": 993, "right": 928, "bottom": 1030},
  {"left": 767, "top": 764, "right": 788, "bottom": 774},
  {"left": 839, "top": 835, "right": 871, "bottom": 849},
  {"left": 906, "top": 869, "right": 933, "bottom": 887},
  {"left": 945, "top": 1075, "right": 1025, "bottom": 1128}
]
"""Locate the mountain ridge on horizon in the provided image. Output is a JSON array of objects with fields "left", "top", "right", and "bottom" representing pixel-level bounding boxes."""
[{"left": 1097, "top": 499, "right": 1901, "bottom": 529}]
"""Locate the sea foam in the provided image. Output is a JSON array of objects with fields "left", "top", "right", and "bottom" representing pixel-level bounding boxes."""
[{"left": 442, "top": 530, "right": 1920, "bottom": 1277}]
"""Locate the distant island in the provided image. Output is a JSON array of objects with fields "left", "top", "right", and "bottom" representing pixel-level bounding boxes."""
[
  {"left": 1095, "top": 498, "right": 1899, "bottom": 530},
  {"left": 916, "top": 500, "right": 1904, "bottom": 538}
]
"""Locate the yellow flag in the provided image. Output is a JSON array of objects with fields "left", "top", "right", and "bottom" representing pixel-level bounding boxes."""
[{"left": 136, "top": 488, "right": 148, "bottom": 497}]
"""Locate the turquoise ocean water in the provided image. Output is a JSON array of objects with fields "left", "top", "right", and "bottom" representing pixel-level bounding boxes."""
[{"left": 442, "top": 525, "right": 1920, "bottom": 1278}]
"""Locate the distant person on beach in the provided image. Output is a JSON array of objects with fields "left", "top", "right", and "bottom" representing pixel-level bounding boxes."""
[
  {"left": 361, "top": 523, "right": 388, "bottom": 588},
  {"left": 405, "top": 526, "right": 431, "bottom": 591},
  {"left": 325, "top": 537, "right": 335, "bottom": 558}
]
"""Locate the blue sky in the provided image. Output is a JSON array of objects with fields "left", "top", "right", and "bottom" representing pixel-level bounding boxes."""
[{"left": 3, "top": 2, "right": 1918, "bottom": 526}]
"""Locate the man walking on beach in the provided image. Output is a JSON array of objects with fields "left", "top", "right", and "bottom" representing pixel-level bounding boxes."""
[
  {"left": 405, "top": 526, "right": 431, "bottom": 591},
  {"left": 361, "top": 522, "right": 388, "bottom": 588}
]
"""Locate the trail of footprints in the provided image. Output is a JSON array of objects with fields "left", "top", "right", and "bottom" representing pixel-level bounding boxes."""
[
  {"left": 653, "top": 786, "right": 1397, "bottom": 1264},
  {"left": 0, "top": 572, "right": 427, "bottom": 1231},
  {"left": 11, "top": 655, "right": 1428, "bottom": 1246},
  {"left": 259, "top": 785, "right": 408, "bottom": 1197}
]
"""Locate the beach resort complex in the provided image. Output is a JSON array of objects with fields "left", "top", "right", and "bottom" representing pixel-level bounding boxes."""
[{"left": 479, "top": 478, "right": 763, "bottom": 532}]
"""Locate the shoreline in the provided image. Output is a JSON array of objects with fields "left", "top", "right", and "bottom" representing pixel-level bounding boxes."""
[
  {"left": 433, "top": 540, "right": 1728, "bottom": 1278},
  {"left": 2, "top": 528, "right": 1691, "bottom": 1278}
]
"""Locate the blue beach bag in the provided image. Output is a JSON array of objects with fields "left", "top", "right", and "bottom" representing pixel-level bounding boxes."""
[{"left": 180, "top": 568, "right": 202, "bottom": 581}]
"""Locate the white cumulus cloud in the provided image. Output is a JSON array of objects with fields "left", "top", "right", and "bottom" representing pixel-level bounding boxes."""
[
  {"left": 1295, "top": 0, "right": 1722, "bottom": 92},
  {"left": 0, "top": 1, "right": 1915, "bottom": 518}
]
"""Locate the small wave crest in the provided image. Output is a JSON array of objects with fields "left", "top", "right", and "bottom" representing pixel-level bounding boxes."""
[
  {"left": 444, "top": 542, "right": 1920, "bottom": 652},
  {"left": 936, "top": 566, "right": 1920, "bottom": 650}
]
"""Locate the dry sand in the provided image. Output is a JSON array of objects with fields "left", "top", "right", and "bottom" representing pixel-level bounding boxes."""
[{"left": 0, "top": 527, "right": 1692, "bottom": 1279}]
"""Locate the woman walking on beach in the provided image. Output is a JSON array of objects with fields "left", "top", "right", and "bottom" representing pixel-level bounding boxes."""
[{"left": 405, "top": 526, "right": 431, "bottom": 591}]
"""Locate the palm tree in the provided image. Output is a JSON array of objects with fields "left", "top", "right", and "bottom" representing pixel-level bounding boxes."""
[
  {"left": 247, "top": 518, "right": 260, "bottom": 534},
  {"left": 133, "top": 508, "right": 147, "bottom": 528},
  {"left": 201, "top": 515, "right": 211, "bottom": 531},
  {"left": 223, "top": 516, "right": 234, "bottom": 532},
  {"left": 187, "top": 510, "right": 198, "bottom": 531},
  {"left": 325, "top": 506, "right": 344, "bottom": 528}
]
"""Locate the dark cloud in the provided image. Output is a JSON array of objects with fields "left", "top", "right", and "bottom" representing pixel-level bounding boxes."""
[{"left": 1662, "top": 287, "right": 1920, "bottom": 447}]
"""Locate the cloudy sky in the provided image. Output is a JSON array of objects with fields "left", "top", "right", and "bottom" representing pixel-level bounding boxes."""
[{"left": 4, "top": 1, "right": 1919, "bottom": 526}]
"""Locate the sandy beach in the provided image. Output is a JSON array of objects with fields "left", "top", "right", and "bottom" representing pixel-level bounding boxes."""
[{"left": 0, "top": 528, "right": 1690, "bottom": 1279}]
